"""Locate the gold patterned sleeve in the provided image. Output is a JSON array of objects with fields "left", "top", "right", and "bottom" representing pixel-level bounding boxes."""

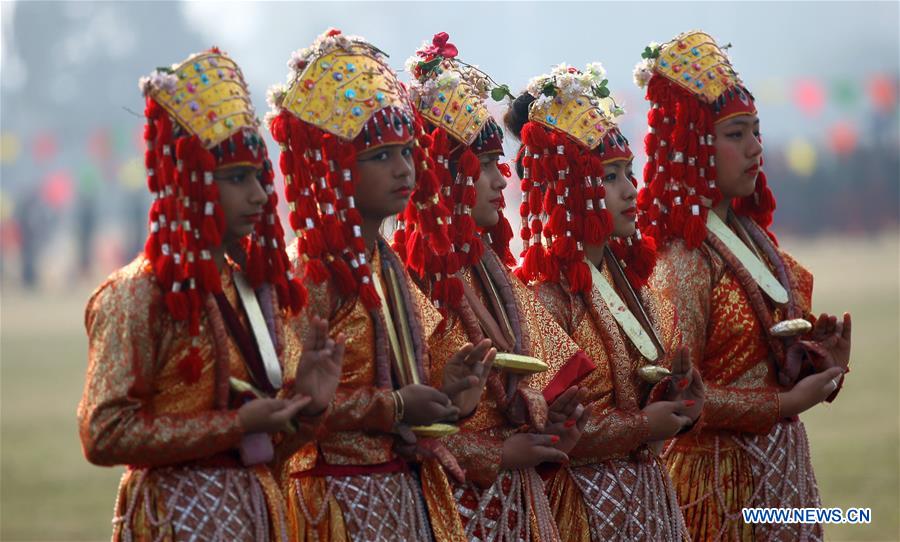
[
  {"left": 423, "top": 301, "right": 471, "bottom": 390},
  {"left": 77, "top": 270, "right": 243, "bottom": 467},
  {"left": 321, "top": 387, "right": 397, "bottom": 433},
  {"left": 432, "top": 360, "right": 508, "bottom": 488},
  {"left": 425, "top": 312, "right": 508, "bottom": 486},
  {"left": 532, "top": 282, "right": 651, "bottom": 462},
  {"left": 513, "top": 277, "right": 585, "bottom": 394},
  {"left": 416, "top": 281, "right": 510, "bottom": 487},
  {"left": 272, "top": 406, "right": 331, "bottom": 472},
  {"left": 650, "top": 241, "right": 715, "bottom": 371},
  {"left": 653, "top": 242, "right": 780, "bottom": 434},
  {"left": 530, "top": 281, "right": 574, "bottom": 335},
  {"left": 571, "top": 407, "right": 651, "bottom": 461},
  {"left": 441, "top": 428, "right": 505, "bottom": 488},
  {"left": 273, "top": 310, "right": 330, "bottom": 460},
  {"left": 703, "top": 384, "right": 780, "bottom": 434},
  {"left": 295, "top": 272, "right": 399, "bottom": 437},
  {"left": 781, "top": 249, "right": 814, "bottom": 317}
]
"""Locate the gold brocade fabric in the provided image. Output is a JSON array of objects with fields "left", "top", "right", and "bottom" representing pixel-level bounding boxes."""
[
  {"left": 652, "top": 239, "right": 820, "bottom": 541},
  {"left": 434, "top": 257, "right": 581, "bottom": 542},
  {"left": 532, "top": 263, "right": 679, "bottom": 465},
  {"left": 282, "top": 240, "right": 467, "bottom": 542},
  {"left": 531, "top": 265, "right": 686, "bottom": 542},
  {"left": 78, "top": 256, "right": 304, "bottom": 541},
  {"left": 283, "top": 242, "right": 450, "bottom": 472},
  {"left": 440, "top": 264, "right": 582, "bottom": 483},
  {"left": 507, "top": 267, "right": 586, "bottom": 393}
]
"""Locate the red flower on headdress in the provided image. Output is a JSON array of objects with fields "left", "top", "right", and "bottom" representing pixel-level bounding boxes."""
[
  {"left": 421, "top": 32, "right": 458, "bottom": 59},
  {"left": 326, "top": 28, "right": 342, "bottom": 37}
]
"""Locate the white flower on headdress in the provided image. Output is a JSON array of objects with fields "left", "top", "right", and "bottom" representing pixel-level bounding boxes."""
[
  {"left": 529, "top": 61, "right": 608, "bottom": 101},
  {"left": 576, "top": 72, "right": 595, "bottom": 89},
  {"left": 550, "top": 63, "right": 572, "bottom": 77},
  {"left": 288, "top": 48, "right": 310, "bottom": 72},
  {"left": 526, "top": 74, "right": 549, "bottom": 98},
  {"left": 409, "top": 76, "right": 438, "bottom": 107},
  {"left": 415, "top": 39, "right": 432, "bottom": 57},
  {"left": 291, "top": 29, "right": 366, "bottom": 70},
  {"left": 404, "top": 55, "right": 420, "bottom": 76},
  {"left": 532, "top": 94, "right": 555, "bottom": 112},
  {"left": 584, "top": 62, "right": 607, "bottom": 80},
  {"left": 633, "top": 58, "right": 655, "bottom": 89},
  {"left": 137, "top": 76, "right": 153, "bottom": 96},
  {"left": 266, "top": 83, "right": 286, "bottom": 111},
  {"left": 263, "top": 110, "right": 279, "bottom": 128},
  {"left": 462, "top": 65, "right": 491, "bottom": 100},
  {"left": 138, "top": 71, "right": 178, "bottom": 96},
  {"left": 421, "top": 78, "right": 438, "bottom": 94},
  {"left": 435, "top": 68, "right": 461, "bottom": 89},
  {"left": 557, "top": 71, "right": 577, "bottom": 91},
  {"left": 309, "top": 29, "right": 351, "bottom": 54}
]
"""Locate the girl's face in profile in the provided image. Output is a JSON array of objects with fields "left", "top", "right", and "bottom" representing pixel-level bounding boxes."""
[
  {"left": 354, "top": 141, "right": 416, "bottom": 221},
  {"left": 713, "top": 114, "right": 763, "bottom": 200},
  {"left": 213, "top": 164, "right": 267, "bottom": 244},
  {"left": 471, "top": 152, "right": 507, "bottom": 229},
  {"left": 600, "top": 158, "right": 638, "bottom": 238}
]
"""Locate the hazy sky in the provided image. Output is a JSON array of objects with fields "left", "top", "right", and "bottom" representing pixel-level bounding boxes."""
[
  {"left": 176, "top": 1, "right": 899, "bottom": 141},
  {"left": 1, "top": 1, "right": 897, "bottom": 184}
]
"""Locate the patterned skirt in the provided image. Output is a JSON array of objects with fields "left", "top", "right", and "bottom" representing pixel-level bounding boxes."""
[
  {"left": 668, "top": 419, "right": 823, "bottom": 542},
  {"left": 547, "top": 458, "right": 686, "bottom": 542},
  {"left": 112, "top": 466, "right": 287, "bottom": 542},
  {"left": 286, "top": 470, "right": 433, "bottom": 542},
  {"left": 454, "top": 468, "right": 559, "bottom": 542}
]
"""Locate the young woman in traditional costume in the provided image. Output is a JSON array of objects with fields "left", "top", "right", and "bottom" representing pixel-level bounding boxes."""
[
  {"left": 633, "top": 30, "right": 852, "bottom": 541},
  {"left": 505, "top": 63, "right": 705, "bottom": 542},
  {"left": 267, "top": 29, "right": 497, "bottom": 541},
  {"left": 78, "top": 48, "right": 344, "bottom": 541},
  {"left": 401, "top": 33, "right": 596, "bottom": 542}
]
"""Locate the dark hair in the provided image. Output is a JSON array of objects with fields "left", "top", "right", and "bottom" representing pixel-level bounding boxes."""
[
  {"left": 503, "top": 92, "right": 534, "bottom": 142},
  {"left": 503, "top": 92, "right": 535, "bottom": 178}
]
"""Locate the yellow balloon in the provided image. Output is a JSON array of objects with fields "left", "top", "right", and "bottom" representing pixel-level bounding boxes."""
[
  {"left": 786, "top": 138, "right": 817, "bottom": 178},
  {"left": 0, "top": 133, "right": 22, "bottom": 165},
  {"left": 0, "top": 189, "right": 13, "bottom": 221},
  {"left": 756, "top": 78, "right": 788, "bottom": 106},
  {"left": 119, "top": 157, "right": 145, "bottom": 190}
]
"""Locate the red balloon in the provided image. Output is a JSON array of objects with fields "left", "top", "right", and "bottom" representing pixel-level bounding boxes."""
[
  {"left": 868, "top": 74, "right": 897, "bottom": 113},
  {"left": 41, "top": 170, "right": 75, "bottom": 209},
  {"left": 0, "top": 221, "right": 21, "bottom": 251},
  {"left": 88, "top": 127, "right": 112, "bottom": 162},
  {"left": 828, "top": 121, "right": 858, "bottom": 156},
  {"left": 793, "top": 79, "right": 825, "bottom": 117},
  {"left": 32, "top": 132, "right": 58, "bottom": 163}
]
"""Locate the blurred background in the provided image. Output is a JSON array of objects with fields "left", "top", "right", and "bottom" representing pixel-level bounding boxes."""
[{"left": 1, "top": 1, "right": 897, "bottom": 540}]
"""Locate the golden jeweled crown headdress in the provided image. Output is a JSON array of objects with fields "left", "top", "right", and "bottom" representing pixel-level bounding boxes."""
[
  {"left": 526, "top": 63, "right": 622, "bottom": 150},
  {"left": 141, "top": 50, "right": 258, "bottom": 148},
  {"left": 275, "top": 31, "right": 411, "bottom": 140},
  {"left": 633, "top": 30, "right": 743, "bottom": 104},
  {"left": 406, "top": 50, "right": 491, "bottom": 145}
]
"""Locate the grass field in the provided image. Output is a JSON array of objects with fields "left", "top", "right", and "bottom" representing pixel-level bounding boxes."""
[{"left": 1, "top": 233, "right": 898, "bottom": 541}]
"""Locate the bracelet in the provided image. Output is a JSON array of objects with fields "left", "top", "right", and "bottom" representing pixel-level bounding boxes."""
[{"left": 391, "top": 390, "right": 405, "bottom": 423}]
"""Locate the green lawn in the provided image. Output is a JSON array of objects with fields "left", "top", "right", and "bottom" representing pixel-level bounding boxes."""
[
  {"left": 1, "top": 233, "right": 897, "bottom": 541},
  {"left": 787, "top": 234, "right": 900, "bottom": 542}
]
